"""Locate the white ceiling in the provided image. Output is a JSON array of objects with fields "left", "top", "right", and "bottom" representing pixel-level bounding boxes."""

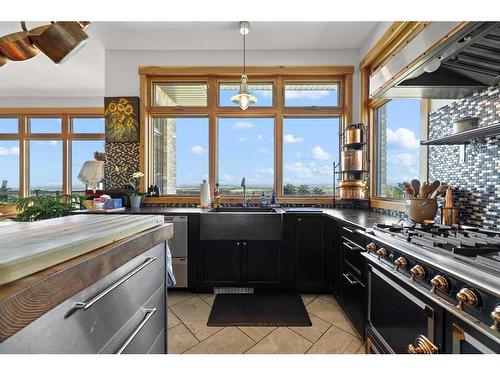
[{"left": 0, "top": 22, "right": 379, "bottom": 99}]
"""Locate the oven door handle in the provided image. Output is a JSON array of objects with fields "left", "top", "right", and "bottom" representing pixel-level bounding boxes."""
[{"left": 343, "top": 272, "right": 361, "bottom": 286}]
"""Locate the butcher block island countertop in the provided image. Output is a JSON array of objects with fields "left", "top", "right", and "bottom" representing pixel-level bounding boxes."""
[{"left": 0, "top": 215, "right": 173, "bottom": 343}]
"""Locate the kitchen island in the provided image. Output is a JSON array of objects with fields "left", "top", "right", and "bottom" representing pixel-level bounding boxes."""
[{"left": 0, "top": 215, "right": 173, "bottom": 354}]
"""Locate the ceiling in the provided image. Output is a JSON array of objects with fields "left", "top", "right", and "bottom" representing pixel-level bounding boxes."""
[{"left": 0, "top": 22, "right": 379, "bottom": 99}]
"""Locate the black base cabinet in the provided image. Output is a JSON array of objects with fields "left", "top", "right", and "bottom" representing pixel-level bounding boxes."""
[
  {"left": 200, "top": 240, "right": 285, "bottom": 290},
  {"left": 286, "top": 214, "right": 328, "bottom": 293}
]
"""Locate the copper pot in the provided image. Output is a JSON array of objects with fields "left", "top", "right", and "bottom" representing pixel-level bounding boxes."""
[
  {"left": 346, "top": 127, "right": 362, "bottom": 144},
  {"left": 341, "top": 149, "right": 363, "bottom": 171},
  {"left": 27, "top": 21, "right": 89, "bottom": 64},
  {"left": 0, "top": 23, "right": 39, "bottom": 61},
  {"left": 339, "top": 179, "right": 367, "bottom": 200}
]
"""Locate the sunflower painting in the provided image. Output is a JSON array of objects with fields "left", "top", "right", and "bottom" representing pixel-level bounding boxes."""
[{"left": 104, "top": 97, "right": 140, "bottom": 142}]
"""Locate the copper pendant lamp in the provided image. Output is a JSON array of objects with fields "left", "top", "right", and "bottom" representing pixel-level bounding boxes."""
[
  {"left": 26, "top": 21, "right": 89, "bottom": 64},
  {"left": 0, "top": 23, "right": 40, "bottom": 61}
]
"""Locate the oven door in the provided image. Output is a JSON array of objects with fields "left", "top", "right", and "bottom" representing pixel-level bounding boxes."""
[{"left": 368, "top": 264, "right": 442, "bottom": 354}]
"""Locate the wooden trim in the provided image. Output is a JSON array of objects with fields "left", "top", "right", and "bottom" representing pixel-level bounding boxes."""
[
  {"left": 141, "top": 66, "right": 351, "bottom": 202},
  {"left": 370, "top": 197, "right": 406, "bottom": 212},
  {"left": 139, "top": 66, "right": 354, "bottom": 77}
]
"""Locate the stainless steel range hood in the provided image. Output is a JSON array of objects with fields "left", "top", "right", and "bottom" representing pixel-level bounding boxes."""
[{"left": 371, "top": 22, "right": 500, "bottom": 99}]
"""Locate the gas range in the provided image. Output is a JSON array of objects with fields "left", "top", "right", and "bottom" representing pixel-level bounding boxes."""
[{"left": 360, "top": 222, "right": 500, "bottom": 345}]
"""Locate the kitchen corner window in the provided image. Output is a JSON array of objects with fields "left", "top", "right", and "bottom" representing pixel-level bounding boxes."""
[
  {"left": 153, "top": 117, "right": 209, "bottom": 195},
  {"left": 375, "top": 99, "right": 422, "bottom": 199}
]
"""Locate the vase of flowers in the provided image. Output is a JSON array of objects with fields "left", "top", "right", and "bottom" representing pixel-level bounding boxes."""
[{"left": 128, "top": 171, "right": 144, "bottom": 208}]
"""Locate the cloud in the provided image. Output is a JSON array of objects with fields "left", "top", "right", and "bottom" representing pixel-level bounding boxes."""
[
  {"left": 191, "top": 145, "right": 206, "bottom": 154},
  {"left": 232, "top": 121, "right": 254, "bottom": 129},
  {"left": 387, "top": 128, "right": 420, "bottom": 149},
  {"left": 311, "top": 146, "right": 331, "bottom": 160},
  {"left": 285, "top": 90, "right": 333, "bottom": 101},
  {"left": 0, "top": 146, "right": 19, "bottom": 156},
  {"left": 389, "top": 152, "right": 418, "bottom": 168},
  {"left": 285, "top": 162, "right": 313, "bottom": 178},
  {"left": 256, "top": 134, "right": 263, "bottom": 141},
  {"left": 259, "top": 148, "right": 271, "bottom": 155},
  {"left": 284, "top": 134, "right": 304, "bottom": 143}
]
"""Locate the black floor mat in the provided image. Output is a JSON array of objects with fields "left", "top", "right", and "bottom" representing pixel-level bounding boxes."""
[{"left": 207, "top": 293, "right": 312, "bottom": 326}]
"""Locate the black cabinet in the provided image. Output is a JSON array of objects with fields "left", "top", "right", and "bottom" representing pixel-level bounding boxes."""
[
  {"left": 328, "top": 219, "right": 342, "bottom": 300},
  {"left": 200, "top": 240, "right": 284, "bottom": 289},
  {"left": 287, "top": 215, "right": 328, "bottom": 293}
]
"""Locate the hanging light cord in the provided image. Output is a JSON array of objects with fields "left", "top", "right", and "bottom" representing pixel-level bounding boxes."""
[{"left": 243, "top": 31, "right": 246, "bottom": 76}]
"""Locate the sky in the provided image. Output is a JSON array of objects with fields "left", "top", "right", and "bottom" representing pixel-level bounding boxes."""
[{"left": 382, "top": 99, "right": 421, "bottom": 185}]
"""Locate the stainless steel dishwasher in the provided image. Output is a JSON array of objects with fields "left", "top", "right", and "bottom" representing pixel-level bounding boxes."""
[{"left": 164, "top": 216, "right": 188, "bottom": 288}]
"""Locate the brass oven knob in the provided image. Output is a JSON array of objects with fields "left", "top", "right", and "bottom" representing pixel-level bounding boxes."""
[
  {"left": 410, "top": 265, "right": 425, "bottom": 281},
  {"left": 490, "top": 306, "right": 500, "bottom": 331},
  {"left": 394, "top": 257, "right": 408, "bottom": 271},
  {"left": 366, "top": 242, "right": 376, "bottom": 253},
  {"left": 430, "top": 275, "right": 449, "bottom": 294},
  {"left": 456, "top": 288, "right": 478, "bottom": 310},
  {"left": 407, "top": 335, "right": 438, "bottom": 354},
  {"left": 376, "top": 248, "right": 388, "bottom": 260}
]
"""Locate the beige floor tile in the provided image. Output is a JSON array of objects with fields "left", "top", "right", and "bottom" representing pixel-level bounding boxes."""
[
  {"left": 301, "top": 294, "right": 318, "bottom": 306},
  {"left": 167, "top": 292, "right": 197, "bottom": 307},
  {"left": 167, "top": 324, "right": 199, "bottom": 354},
  {"left": 357, "top": 342, "right": 367, "bottom": 354},
  {"left": 185, "top": 327, "right": 255, "bottom": 354},
  {"left": 199, "top": 293, "right": 216, "bottom": 306},
  {"left": 289, "top": 314, "right": 331, "bottom": 343},
  {"left": 307, "top": 325, "right": 364, "bottom": 354},
  {"left": 306, "top": 298, "right": 361, "bottom": 338},
  {"left": 170, "top": 296, "right": 223, "bottom": 341},
  {"left": 167, "top": 308, "right": 181, "bottom": 329},
  {"left": 238, "top": 326, "right": 277, "bottom": 342},
  {"left": 245, "top": 327, "right": 313, "bottom": 354},
  {"left": 318, "top": 294, "right": 340, "bottom": 305}
]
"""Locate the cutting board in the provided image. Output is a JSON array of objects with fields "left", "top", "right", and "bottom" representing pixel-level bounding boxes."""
[{"left": 0, "top": 214, "right": 164, "bottom": 286}]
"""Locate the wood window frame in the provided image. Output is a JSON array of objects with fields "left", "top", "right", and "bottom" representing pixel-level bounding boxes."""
[
  {"left": 0, "top": 108, "right": 104, "bottom": 198},
  {"left": 139, "top": 66, "right": 353, "bottom": 204}
]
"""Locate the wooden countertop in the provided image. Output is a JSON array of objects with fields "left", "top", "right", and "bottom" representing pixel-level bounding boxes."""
[{"left": 0, "top": 222, "right": 173, "bottom": 342}]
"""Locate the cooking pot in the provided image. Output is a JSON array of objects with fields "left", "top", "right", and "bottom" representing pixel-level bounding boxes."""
[
  {"left": 339, "top": 180, "right": 367, "bottom": 200},
  {"left": 341, "top": 149, "right": 363, "bottom": 171},
  {"left": 27, "top": 21, "right": 89, "bottom": 64},
  {"left": 0, "top": 23, "right": 39, "bottom": 61},
  {"left": 453, "top": 117, "right": 479, "bottom": 134}
]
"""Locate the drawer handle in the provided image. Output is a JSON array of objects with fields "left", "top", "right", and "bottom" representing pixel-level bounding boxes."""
[
  {"left": 116, "top": 308, "right": 157, "bottom": 354},
  {"left": 343, "top": 273, "right": 360, "bottom": 285},
  {"left": 343, "top": 227, "right": 354, "bottom": 233},
  {"left": 66, "top": 256, "right": 156, "bottom": 317},
  {"left": 342, "top": 241, "right": 357, "bottom": 251}
]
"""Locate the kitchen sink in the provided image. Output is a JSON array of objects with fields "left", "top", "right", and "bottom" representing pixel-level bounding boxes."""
[{"left": 200, "top": 206, "right": 283, "bottom": 240}]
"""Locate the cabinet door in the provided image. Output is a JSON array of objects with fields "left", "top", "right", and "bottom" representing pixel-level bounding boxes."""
[
  {"left": 328, "top": 219, "right": 342, "bottom": 299},
  {"left": 201, "top": 241, "right": 241, "bottom": 287},
  {"left": 295, "top": 215, "right": 326, "bottom": 292},
  {"left": 242, "top": 240, "right": 283, "bottom": 287}
]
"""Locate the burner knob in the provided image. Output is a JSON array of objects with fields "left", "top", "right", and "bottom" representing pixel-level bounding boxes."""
[
  {"left": 456, "top": 288, "right": 478, "bottom": 310},
  {"left": 407, "top": 335, "right": 438, "bottom": 354},
  {"left": 376, "top": 248, "right": 388, "bottom": 260},
  {"left": 410, "top": 265, "right": 426, "bottom": 281},
  {"left": 394, "top": 257, "right": 408, "bottom": 271},
  {"left": 366, "top": 242, "right": 376, "bottom": 253},
  {"left": 491, "top": 306, "right": 500, "bottom": 331},
  {"left": 430, "top": 275, "right": 449, "bottom": 294}
]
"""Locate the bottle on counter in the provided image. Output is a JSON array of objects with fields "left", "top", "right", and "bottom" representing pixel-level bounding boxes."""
[
  {"left": 153, "top": 185, "right": 160, "bottom": 197},
  {"left": 213, "top": 183, "right": 221, "bottom": 208},
  {"left": 260, "top": 192, "right": 268, "bottom": 207},
  {"left": 271, "top": 190, "right": 276, "bottom": 206}
]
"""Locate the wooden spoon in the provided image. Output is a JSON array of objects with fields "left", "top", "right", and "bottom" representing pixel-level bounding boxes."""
[
  {"left": 411, "top": 179, "right": 420, "bottom": 198},
  {"left": 420, "top": 181, "right": 430, "bottom": 198},
  {"left": 428, "top": 180, "right": 440, "bottom": 199},
  {"left": 402, "top": 181, "right": 415, "bottom": 197},
  {"left": 431, "top": 184, "right": 448, "bottom": 199}
]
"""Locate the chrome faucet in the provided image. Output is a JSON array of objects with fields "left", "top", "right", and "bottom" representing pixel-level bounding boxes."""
[{"left": 241, "top": 177, "right": 247, "bottom": 206}]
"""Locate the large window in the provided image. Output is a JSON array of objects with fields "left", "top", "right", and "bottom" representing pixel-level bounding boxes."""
[
  {"left": 218, "top": 118, "right": 274, "bottom": 195},
  {"left": 375, "top": 99, "right": 422, "bottom": 199},
  {"left": 283, "top": 118, "right": 339, "bottom": 196},
  {"left": 143, "top": 66, "right": 352, "bottom": 202},
  {"left": 153, "top": 117, "right": 209, "bottom": 195},
  {"left": 0, "top": 111, "right": 104, "bottom": 198}
]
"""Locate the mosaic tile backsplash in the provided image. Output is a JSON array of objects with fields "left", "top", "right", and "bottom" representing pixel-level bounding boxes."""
[
  {"left": 103, "top": 142, "right": 140, "bottom": 190},
  {"left": 428, "top": 84, "right": 500, "bottom": 230}
]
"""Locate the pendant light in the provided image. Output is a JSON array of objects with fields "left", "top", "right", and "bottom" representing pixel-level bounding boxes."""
[{"left": 231, "top": 21, "right": 257, "bottom": 110}]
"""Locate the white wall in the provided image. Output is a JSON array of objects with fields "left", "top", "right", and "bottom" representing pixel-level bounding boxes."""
[
  {"left": 105, "top": 49, "right": 362, "bottom": 123},
  {"left": 0, "top": 96, "right": 103, "bottom": 108}
]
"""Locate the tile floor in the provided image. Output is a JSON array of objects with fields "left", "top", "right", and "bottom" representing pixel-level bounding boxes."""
[{"left": 167, "top": 292, "right": 366, "bottom": 354}]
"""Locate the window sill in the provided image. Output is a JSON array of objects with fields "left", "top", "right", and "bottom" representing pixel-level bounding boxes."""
[{"left": 370, "top": 197, "right": 406, "bottom": 212}]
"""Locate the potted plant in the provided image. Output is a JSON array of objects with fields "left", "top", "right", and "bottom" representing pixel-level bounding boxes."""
[{"left": 128, "top": 171, "right": 145, "bottom": 208}]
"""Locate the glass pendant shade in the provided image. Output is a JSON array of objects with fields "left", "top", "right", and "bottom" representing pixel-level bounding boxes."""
[{"left": 231, "top": 74, "right": 257, "bottom": 110}]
